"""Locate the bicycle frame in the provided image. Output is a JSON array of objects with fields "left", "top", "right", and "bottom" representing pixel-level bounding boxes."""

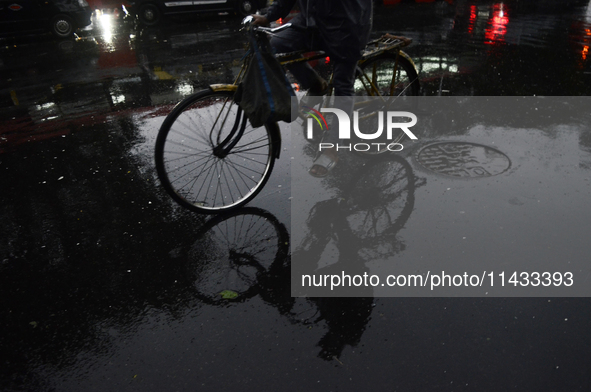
[{"left": 206, "top": 28, "right": 419, "bottom": 160}]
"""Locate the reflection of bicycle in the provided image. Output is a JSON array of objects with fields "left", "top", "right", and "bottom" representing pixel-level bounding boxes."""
[
  {"left": 292, "top": 153, "right": 421, "bottom": 298},
  {"left": 184, "top": 207, "right": 377, "bottom": 360},
  {"left": 186, "top": 154, "right": 419, "bottom": 302},
  {"left": 185, "top": 154, "right": 420, "bottom": 356},
  {"left": 154, "top": 18, "right": 420, "bottom": 214}
]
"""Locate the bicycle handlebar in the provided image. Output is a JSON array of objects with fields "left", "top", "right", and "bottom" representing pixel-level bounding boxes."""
[
  {"left": 241, "top": 15, "right": 293, "bottom": 35},
  {"left": 255, "top": 23, "right": 293, "bottom": 34},
  {"left": 241, "top": 15, "right": 255, "bottom": 25}
]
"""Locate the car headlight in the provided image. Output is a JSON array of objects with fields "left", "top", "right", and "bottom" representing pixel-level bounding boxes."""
[{"left": 78, "top": 0, "right": 89, "bottom": 7}]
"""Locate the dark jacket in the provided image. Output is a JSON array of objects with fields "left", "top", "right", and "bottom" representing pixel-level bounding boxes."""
[{"left": 265, "top": 0, "right": 373, "bottom": 62}]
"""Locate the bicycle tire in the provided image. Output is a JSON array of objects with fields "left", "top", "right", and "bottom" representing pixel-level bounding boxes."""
[
  {"left": 155, "top": 90, "right": 278, "bottom": 214},
  {"left": 353, "top": 52, "right": 420, "bottom": 156},
  {"left": 357, "top": 51, "right": 420, "bottom": 98},
  {"left": 186, "top": 207, "right": 290, "bottom": 305}
]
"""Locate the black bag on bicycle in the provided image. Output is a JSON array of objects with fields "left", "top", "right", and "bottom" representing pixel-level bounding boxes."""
[{"left": 234, "top": 29, "right": 296, "bottom": 128}]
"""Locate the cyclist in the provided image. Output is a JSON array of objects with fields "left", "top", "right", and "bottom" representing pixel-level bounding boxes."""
[{"left": 252, "top": 0, "right": 373, "bottom": 177}]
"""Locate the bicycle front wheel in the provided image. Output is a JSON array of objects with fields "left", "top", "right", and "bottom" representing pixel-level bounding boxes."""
[{"left": 155, "top": 90, "right": 277, "bottom": 213}]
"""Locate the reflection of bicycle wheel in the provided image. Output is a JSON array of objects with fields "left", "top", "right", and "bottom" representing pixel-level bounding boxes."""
[
  {"left": 344, "top": 154, "right": 416, "bottom": 257},
  {"left": 186, "top": 208, "right": 289, "bottom": 305},
  {"left": 155, "top": 90, "right": 279, "bottom": 214}
]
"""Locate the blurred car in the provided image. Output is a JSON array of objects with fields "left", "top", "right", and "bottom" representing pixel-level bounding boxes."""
[
  {"left": 0, "top": 0, "right": 92, "bottom": 37},
  {"left": 129, "top": 0, "right": 267, "bottom": 26}
]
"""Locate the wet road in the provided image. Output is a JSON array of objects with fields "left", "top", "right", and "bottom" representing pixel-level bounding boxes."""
[{"left": 2, "top": 0, "right": 591, "bottom": 390}]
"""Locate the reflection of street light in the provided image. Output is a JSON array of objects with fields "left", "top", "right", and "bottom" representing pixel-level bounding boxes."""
[
  {"left": 570, "top": 16, "right": 591, "bottom": 66},
  {"left": 176, "top": 81, "right": 194, "bottom": 96},
  {"left": 580, "top": 29, "right": 591, "bottom": 62},
  {"left": 468, "top": 5, "right": 477, "bottom": 34},
  {"left": 484, "top": 3, "right": 509, "bottom": 45},
  {"left": 97, "top": 13, "right": 115, "bottom": 51}
]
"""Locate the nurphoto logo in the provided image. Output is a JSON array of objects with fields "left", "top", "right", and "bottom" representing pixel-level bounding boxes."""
[{"left": 304, "top": 107, "right": 418, "bottom": 152}]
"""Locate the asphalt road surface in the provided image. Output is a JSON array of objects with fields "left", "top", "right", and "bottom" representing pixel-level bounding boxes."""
[{"left": 2, "top": 0, "right": 591, "bottom": 390}]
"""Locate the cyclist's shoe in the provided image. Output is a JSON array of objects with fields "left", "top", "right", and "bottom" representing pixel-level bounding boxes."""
[{"left": 309, "top": 150, "right": 338, "bottom": 178}]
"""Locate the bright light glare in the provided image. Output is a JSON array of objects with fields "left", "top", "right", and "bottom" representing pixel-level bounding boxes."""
[{"left": 97, "top": 13, "right": 115, "bottom": 50}]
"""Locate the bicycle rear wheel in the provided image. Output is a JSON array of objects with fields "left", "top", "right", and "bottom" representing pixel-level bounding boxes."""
[
  {"left": 356, "top": 51, "right": 420, "bottom": 98},
  {"left": 353, "top": 52, "right": 420, "bottom": 156},
  {"left": 155, "top": 90, "right": 277, "bottom": 213}
]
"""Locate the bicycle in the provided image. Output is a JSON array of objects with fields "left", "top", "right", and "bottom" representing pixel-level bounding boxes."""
[{"left": 154, "top": 16, "right": 420, "bottom": 214}]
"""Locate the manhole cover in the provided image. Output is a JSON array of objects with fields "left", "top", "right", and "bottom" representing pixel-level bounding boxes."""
[{"left": 416, "top": 142, "right": 511, "bottom": 178}]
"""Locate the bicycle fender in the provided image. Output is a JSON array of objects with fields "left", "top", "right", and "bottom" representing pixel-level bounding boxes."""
[
  {"left": 209, "top": 84, "right": 238, "bottom": 92},
  {"left": 209, "top": 84, "right": 282, "bottom": 159},
  {"left": 398, "top": 50, "right": 419, "bottom": 75}
]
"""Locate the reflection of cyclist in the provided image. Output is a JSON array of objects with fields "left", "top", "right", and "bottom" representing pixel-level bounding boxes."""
[
  {"left": 257, "top": 263, "right": 374, "bottom": 361},
  {"left": 292, "top": 154, "right": 418, "bottom": 295},
  {"left": 312, "top": 297, "right": 373, "bottom": 360},
  {"left": 251, "top": 0, "right": 373, "bottom": 177},
  {"left": 294, "top": 198, "right": 374, "bottom": 297}
]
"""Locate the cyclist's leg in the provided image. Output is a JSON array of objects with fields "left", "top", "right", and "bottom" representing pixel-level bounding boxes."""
[
  {"left": 270, "top": 27, "right": 326, "bottom": 93},
  {"left": 331, "top": 60, "right": 357, "bottom": 97},
  {"left": 317, "top": 60, "right": 357, "bottom": 145},
  {"left": 309, "top": 59, "right": 357, "bottom": 177},
  {"left": 329, "top": 59, "right": 357, "bottom": 128}
]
